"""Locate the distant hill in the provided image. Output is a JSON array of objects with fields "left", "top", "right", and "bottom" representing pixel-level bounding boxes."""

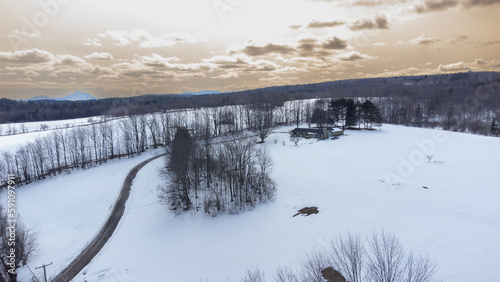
[
  {"left": 24, "top": 95, "right": 53, "bottom": 101},
  {"left": 182, "top": 90, "right": 222, "bottom": 96},
  {"left": 24, "top": 91, "right": 97, "bottom": 102}
]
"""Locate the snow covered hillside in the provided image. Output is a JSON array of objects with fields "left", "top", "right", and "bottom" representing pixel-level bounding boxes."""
[{"left": 2, "top": 125, "right": 499, "bottom": 281}]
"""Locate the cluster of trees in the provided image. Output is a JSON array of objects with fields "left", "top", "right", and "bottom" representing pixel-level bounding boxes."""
[
  {"left": 0, "top": 207, "right": 36, "bottom": 282},
  {"left": 159, "top": 127, "right": 275, "bottom": 215},
  {"left": 309, "top": 98, "right": 383, "bottom": 129},
  {"left": 235, "top": 232, "right": 438, "bottom": 282},
  {"left": 376, "top": 95, "right": 499, "bottom": 136}
]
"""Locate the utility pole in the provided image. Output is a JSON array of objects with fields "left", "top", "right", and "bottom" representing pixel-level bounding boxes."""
[{"left": 36, "top": 263, "right": 53, "bottom": 282}]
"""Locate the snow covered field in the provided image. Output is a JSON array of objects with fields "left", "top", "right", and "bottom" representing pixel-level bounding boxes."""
[
  {"left": 0, "top": 152, "right": 161, "bottom": 280},
  {"left": 3, "top": 124, "right": 500, "bottom": 281},
  {"left": 0, "top": 117, "right": 113, "bottom": 154}
]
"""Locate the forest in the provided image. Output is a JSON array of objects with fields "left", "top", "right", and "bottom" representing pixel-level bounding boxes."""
[{"left": 0, "top": 72, "right": 499, "bottom": 138}]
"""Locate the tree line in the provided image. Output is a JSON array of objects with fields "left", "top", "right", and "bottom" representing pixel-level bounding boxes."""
[
  {"left": 307, "top": 98, "right": 383, "bottom": 130},
  {"left": 0, "top": 113, "right": 170, "bottom": 187}
]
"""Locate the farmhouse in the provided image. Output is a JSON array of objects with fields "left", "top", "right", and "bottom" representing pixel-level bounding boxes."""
[{"left": 290, "top": 127, "right": 344, "bottom": 140}]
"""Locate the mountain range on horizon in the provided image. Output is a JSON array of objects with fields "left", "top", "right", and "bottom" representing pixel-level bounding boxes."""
[
  {"left": 181, "top": 90, "right": 222, "bottom": 96},
  {"left": 25, "top": 91, "right": 97, "bottom": 102},
  {"left": 24, "top": 90, "right": 221, "bottom": 101}
]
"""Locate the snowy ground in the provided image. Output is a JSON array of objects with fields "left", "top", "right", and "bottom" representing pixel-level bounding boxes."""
[
  {"left": 4, "top": 124, "right": 500, "bottom": 281},
  {"left": 0, "top": 151, "right": 161, "bottom": 281},
  {"left": 1, "top": 116, "right": 100, "bottom": 134},
  {"left": 0, "top": 116, "right": 114, "bottom": 154}
]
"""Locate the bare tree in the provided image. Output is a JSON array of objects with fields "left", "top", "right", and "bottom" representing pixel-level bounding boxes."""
[
  {"left": 297, "top": 232, "right": 438, "bottom": 282},
  {"left": 329, "top": 233, "right": 365, "bottom": 282},
  {"left": 404, "top": 252, "right": 437, "bottom": 282},
  {"left": 101, "top": 121, "right": 115, "bottom": 159},
  {"left": 275, "top": 266, "right": 300, "bottom": 282},
  {"left": 0, "top": 209, "right": 37, "bottom": 281},
  {"left": 301, "top": 248, "right": 331, "bottom": 282},
  {"left": 291, "top": 100, "right": 303, "bottom": 128},
  {"left": 253, "top": 104, "right": 275, "bottom": 143},
  {"left": 159, "top": 112, "right": 172, "bottom": 146},
  {"left": 20, "top": 123, "right": 28, "bottom": 133},
  {"left": 90, "top": 124, "right": 101, "bottom": 165},
  {"left": 147, "top": 113, "right": 160, "bottom": 148},
  {"left": 290, "top": 136, "right": 301, "bottom": 146},
  {"left": 304, "top": 101, "right": 313, "bottom": 129},
  {"left": 255, "top": 147, "right": 276, "bottom": 203},
  {"left": 312, "top": 99, "right": 328, "bottom": 128},
  {"left": 119, "top": 118, "right": 133, "bottom": 156},
  {"left": 51, "top": 131, "right": 63, "bottom": 173},
  {"left": 74, "top": 127, "right": 88, "bottom": 168},
  {"left": 16, "top": 147, "right": 31, "bottom": 184},
  {"left": 242, "top": 266, "right": 265, "bottom": 282},
  {"left": 366, "top": 231, "right": 406, "bottom": 282}
]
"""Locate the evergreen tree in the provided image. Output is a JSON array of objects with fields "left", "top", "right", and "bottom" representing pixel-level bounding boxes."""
[
  {"left": 329, "top": 98, "right": 357, "bottom": 129},
  {"left": 361, "top": 100, "right": 383, "bottom": 129},
  {"left": 166, "top": 127, "right": 194, "bottom": 211},
  {"left": 345, "top": 100, "right": 358, "bottom": 129},
  {"left": 329, "top": 99, "right": 342, "bottom": 126}
]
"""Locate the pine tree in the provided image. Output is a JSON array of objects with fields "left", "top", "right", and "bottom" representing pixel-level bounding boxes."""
[
  {"left": 165, "top": 127, "right": 194, "bottom": 211},
  {"left": 361, "top": 100, "right": 383, "bottom": 129},
  {"left": 345, "top": 100, "right": 358, "bottom": 129}
]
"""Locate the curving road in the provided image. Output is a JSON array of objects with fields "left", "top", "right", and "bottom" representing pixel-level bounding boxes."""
[{"left": 52, "top": 154, "right": 165, "bottom": 282}]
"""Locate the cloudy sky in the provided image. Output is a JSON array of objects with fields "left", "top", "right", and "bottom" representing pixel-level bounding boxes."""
[{"left": 0, "top": 0, "right": 499, "bottom": 99}]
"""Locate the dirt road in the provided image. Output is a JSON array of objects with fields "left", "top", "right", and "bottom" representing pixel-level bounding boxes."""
[{"left": 51, "top": 154, "right": 165, "bottom": 282}]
